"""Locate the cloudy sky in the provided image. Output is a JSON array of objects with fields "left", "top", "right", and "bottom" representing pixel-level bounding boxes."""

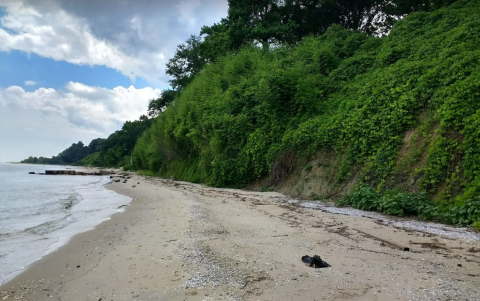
[{"left": 0, "top": 0, "right": 228, "bottom": 162}]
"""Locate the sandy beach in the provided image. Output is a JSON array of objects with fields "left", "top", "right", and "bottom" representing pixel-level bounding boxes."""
[{"left": 2, "top": 174, "right": 480, "bottom": 300}]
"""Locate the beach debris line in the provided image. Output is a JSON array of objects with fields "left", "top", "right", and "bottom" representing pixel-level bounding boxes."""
[{"left": 301, "top": 255, "right": 331, "bottom": 268}]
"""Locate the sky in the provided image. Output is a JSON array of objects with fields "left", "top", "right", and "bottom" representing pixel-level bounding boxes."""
[{"left": 0, "top": 0, "right": 228, "bottom": 162}]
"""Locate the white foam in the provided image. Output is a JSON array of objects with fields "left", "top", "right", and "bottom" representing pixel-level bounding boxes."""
[{"left": 0, "top": 163, "right": 131, "bottom": 285}]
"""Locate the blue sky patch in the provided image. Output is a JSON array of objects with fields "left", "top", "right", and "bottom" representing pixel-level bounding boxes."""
[{"left": 0, "top": 51, "right": 160, "bottom": 91}]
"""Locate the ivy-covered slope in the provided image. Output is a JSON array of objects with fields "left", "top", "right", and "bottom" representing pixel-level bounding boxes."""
[{"left": 135, "top": 0, "right": 480, "bottom": 227}]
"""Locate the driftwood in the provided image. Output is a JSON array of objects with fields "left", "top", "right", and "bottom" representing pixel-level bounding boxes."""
[
  {"left": 356, "top": 229, "right": 410, "bottom": 251},
  {"left": 409, "top": 241, "right": 446, "bottom": 246}
]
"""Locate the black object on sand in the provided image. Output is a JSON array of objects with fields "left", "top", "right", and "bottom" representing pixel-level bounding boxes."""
[{"left": 302, "top": 255, "right": 331, "bottom": 268}]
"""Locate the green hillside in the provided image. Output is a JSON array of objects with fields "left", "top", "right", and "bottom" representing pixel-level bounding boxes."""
[{"left": 133, "top": 0, "right": 480, "bottom": 228}]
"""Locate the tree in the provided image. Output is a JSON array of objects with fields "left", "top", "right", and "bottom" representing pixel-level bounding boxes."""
[
  {"left": 279, "top": 0, "right": 395, "bottom": 38},
  {"left": 165, "top": 22, "right": 231, "bottom": 94},
  {"left": 227, "top": 0, "right": 297, "bottom": 49},
  {"left": 225, "top": 0, "right": 454, "bottom": 45},
  {"left": 88, "top": 138, "right": 105, "bottom": 154},
  {"left": 200, "top": 19, "right": 232, "bottom": 63},
  {"left": 97, "top": 115, "right": 153, "bottom": 166},
  {"left": 147, "top": 90, "right": 177, "bottom": 118},
  {"left": 166, "top": 35, "right": 205, "bottom": 91}
]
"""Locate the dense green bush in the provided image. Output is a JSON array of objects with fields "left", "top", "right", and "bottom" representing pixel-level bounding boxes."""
[
  {"left": 340, "top": 184, "right": 480, "bottom": 229},
  {"left": 338, "top": 185, "right": 434, "bottom": 217}
]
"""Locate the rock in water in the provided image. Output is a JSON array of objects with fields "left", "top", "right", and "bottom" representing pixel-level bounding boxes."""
[{"left": 302, "top": 255, "right": 331, "bottom": 268}]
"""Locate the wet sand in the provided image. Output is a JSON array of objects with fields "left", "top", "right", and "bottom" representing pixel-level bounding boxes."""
[{"left": 2, "top": 174, "right": 480, "bottom": 300}]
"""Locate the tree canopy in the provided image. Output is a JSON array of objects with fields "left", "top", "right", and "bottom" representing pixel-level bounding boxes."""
[
  {"left": 147, "top": 90, "right": 177, "bottom": 118},
  {"left": 164, "top": 0, "right": 459, "bottom": 94}
]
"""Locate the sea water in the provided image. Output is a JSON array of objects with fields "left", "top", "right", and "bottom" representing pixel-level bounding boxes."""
[{"left": 0, "top": 163, "right": 131, "bottom": 285}]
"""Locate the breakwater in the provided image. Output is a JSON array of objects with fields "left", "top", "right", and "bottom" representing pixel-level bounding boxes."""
[{"left": 28, "top": 170, "right": 115, "bottom": 176}]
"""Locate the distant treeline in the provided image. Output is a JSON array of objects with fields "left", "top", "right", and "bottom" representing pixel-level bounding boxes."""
[
  {"left": 21, "top": 115, "right": 152, "bottom": 167},
  {"left": 75, "top": 116, "right": 153, "bottom": 168},
  {"left": 21, "top": 139, "right": 105, "bottom": 165}
]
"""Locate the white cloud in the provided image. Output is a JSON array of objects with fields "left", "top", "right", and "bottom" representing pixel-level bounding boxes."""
[
  {"left": 0, "top": 1, "right": 167, "bottom": 83},
  {"left": 176, "top": 0, "right": 201, "bottom": 32},
  {"left": 0, "top": 104, "right": 105, "bottom": 161},
  {"left": 0, "top": 0, "right": 229, "bottom": 162},
  {"left": 0, "top": 82, "right": 161, "bottom": 135},
  {"left": 0, "top": 0, "right": 228, "bottom": 85},
  {"left": 24, "top": 80, "right": 36, "bottom": 86}
]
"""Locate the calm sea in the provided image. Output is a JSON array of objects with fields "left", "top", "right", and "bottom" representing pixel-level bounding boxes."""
[{"left": 0, "top": 163, "right": 131, "bottom": 285}]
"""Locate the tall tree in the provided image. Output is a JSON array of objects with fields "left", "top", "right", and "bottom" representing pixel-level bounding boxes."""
[
  {"left": 165, "top": 23, "right": 232, "bottom": 93},
  {"left": 200, "top": 19, "right": 232, "bottom": 63},
  {"left": 166, "top": 35, "right": 205, "bottom": 91},
  {"left": 227, "top": 0, "right": 297, "bottom": 49}
]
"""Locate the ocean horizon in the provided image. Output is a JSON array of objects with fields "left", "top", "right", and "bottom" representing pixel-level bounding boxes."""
[{"left": 0, "top": 163, "right": 131, "bottom": 285}]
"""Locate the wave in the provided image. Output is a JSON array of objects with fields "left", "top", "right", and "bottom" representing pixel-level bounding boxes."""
[
  {"left": 63, "top": 193, "right": 80, "bottom": 210},
  {"left": 24, "top": 214, "right": 74, "bottom": 235}
]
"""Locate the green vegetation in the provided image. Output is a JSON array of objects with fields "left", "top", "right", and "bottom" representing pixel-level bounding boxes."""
[
  {"left": 76, "top": 116, "right": 153, "bottom": 168},
  {"left": 22, "top": 115, "right": 152, "bottom": 168},
  {"left": 338, "top": 185, "right": 480, "bottom": 229},
  {"left": 164, "top": 0, "right": 456, "bottom": 92},
  {"left": 310, "top": 193, "right": 324, "bottom": 201},
  {"left": 132, "top": 0, "right": 480, "bottom": 228},
  {"left": 21, "top": 139, "right": 105, "bottom": 165},
  {"left": 338, "top": 185, "right": 433, "bottom": 217}
]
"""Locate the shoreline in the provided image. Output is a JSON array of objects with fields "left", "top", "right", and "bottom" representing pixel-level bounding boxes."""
[
  {"left": 2, "top": 174, "right": 480, "bottom": 300},
  {"left": 0, "top": 173, "right": 198, "bottom": 300},
  {"left": 0, "top": 171, "right": 130, "bottom": 285},
  {"left": 0, "top": 165, "right": 129, "bottom": 286}
]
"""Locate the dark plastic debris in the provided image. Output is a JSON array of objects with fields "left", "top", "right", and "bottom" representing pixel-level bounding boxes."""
[{"left": 302, "top": 255, "right": 331, "bottom": 268}]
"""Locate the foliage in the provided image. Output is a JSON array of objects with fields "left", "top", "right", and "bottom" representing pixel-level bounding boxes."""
[
  {"left": 75, "top": 115, "right": 153, "bottom": 168},
  {"left": 74, "top": 152, "right": 102, "bottom": 167},
  {"left": 227, "top": 0, "right": 297, "bottom": 48},
  {"left": 133, "top": 0, "right": 480, "bottom": 227},
  {"left": 340, "top": 184, "right": 480, "bottom": 229},
  {"left": 21, "top": 156, "right": 52, "bottom": 165},
  {"left": 310, "top": 193, "right": 324, "bottom": 201},
  {"left": 200, "top": 20, "right": 231, "bottom": 62},
  {"left": 166, "top": 35, "right": 206, "bottom": 91},
  {"left": 165, "top": 0, "right": 449, "bottom": 95},
  {"left": 338, "top": 185, "right": 434, "bottom": 216},
  {"left": 147, "top": 90, "right": 177, "bottom": 118},
  {"left": 224, "top": 0, "right": 451, "bottom": 47},
  {"left": 260, "top": 186, "right": 274, "bottom": 192},
  {"left": 21, "top": 139, "right": 105, "bottom": 165}
]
